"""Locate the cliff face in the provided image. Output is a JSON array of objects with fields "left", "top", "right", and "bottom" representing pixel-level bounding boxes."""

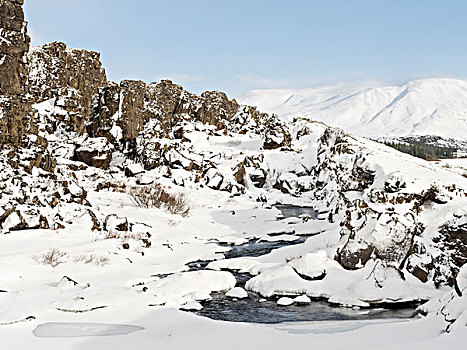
[
  {"left": 88, "top": 79, "right": 240, "bottom": 143},
  {"left": 86, "top": 78, "right": 291, "bottom": 172},
  {"left": 27, "top": 41, "right": 108, "bottom": 134},
  {"left": 0, "top": 0, "right": 31, "bottom": 144},
  {"left": 23, "top": 36, "right": 291, "bottom": 174},
  {"left": 0, "top": 0, "right": 29, "bottom": 95}
]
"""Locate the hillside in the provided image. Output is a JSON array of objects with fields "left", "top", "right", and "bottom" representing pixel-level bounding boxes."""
[{"left": 241, "top": 78, "right": 467, "bottom": 141}]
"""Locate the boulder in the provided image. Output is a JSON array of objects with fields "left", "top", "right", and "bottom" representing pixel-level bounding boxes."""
[
  {"left": 105, "top": 214, "right": 129, "bottom": 233},
  {"left": 384, "top": 172, "right": 406, "bottom": 193},
  {"left": 74, "top": 137, "right": 114, "bottom": 169}
]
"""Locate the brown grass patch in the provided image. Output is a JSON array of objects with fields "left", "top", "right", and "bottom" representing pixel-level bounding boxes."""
[
  {"left": 34, "top": 249, "right": 67, "bottom": 267},
  {"left": 73, "top": 254, "right": 110, "bottom": 266},
  {"left": 128, "top": 183, "right": 190, "bottom": 217}
]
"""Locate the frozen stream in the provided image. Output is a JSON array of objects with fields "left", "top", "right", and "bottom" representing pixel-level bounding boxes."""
[
  {"left": 187, "top": 205, "right": 419, "bottom": 324},
  {"left": 195, "top": 291, "right": 417, "bottom": 324},
  {"left": 274, "top": 204, "right": 318, "bottom": 220}
]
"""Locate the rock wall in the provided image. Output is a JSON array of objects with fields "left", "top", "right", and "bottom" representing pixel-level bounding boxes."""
[
  {"left": 27, "top": 41, "right": 108, "bottom": 134},
  {"left": 88, "top": 79, "right": 241, "bottom": 143},
  {"left": 89, "top": 80, "right": 148, "bottom": 143},
  {"left": 0, "top": 0, "right": 31, "bottom": 144}
]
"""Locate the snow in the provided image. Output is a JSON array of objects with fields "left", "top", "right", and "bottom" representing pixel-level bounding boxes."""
[
  {"left": 288, "top": 250, "right": 333, "bottom": 279},
  {"left": 293, "top": 295, "right": 311, "bottom": 304},
  {"left": 244, "top": 256, "right": 439, "bottom": 307},
  {"left": 225, "top": 287, "right": 248, "bottom": 299},
  {"left": 1, "top": 211, "right": 21, "bottom": 232},
  {"left": 0, "top": 311, "right": 34, "bottom": 326},
  {"left": 148, "top": 270, "right": 236, "bottom": 307},
  {"left": 77, "top": 137, "right": 113, "bottom": 153},
  {"left": 277, "top": 297, "right": 294, "bottom": 306},
  {"left": 179, "top": 301, "right": 203, "bottom": 311},
  {"left": 56, "top": 276, "right": 78, "bottom": 291}
]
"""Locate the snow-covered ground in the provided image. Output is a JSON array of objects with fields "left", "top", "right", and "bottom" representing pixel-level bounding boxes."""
[
  {"left": 1, "top": 113, "right": 467, "bottom": 348},
  {"left": 1, "top": 190, "right": 466, "bottom": 349},
  {"left": 437, "top": 158, "right": 467, "bottom": 178}
]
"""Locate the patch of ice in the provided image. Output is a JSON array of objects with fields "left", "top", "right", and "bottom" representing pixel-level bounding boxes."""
[{"left": 33, "top": 322, "right": 144, "bottom": 338}]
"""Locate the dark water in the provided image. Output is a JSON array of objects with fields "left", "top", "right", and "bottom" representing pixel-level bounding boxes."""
[
  {"left": 206, "top": 204, "right": 319, "bottom": 261},
  {"left": 195, "top": 291, "right": 418, "bottom": 324},
  {"left": 221, "top": 237, "right": 307, "bottom": 259},
  {"left": 186, "top": 239, "right": 307, "bottom": 270},
  {"left": 274, "top": 204, "right": 318, "bottom": 220},
  {"left": 185, "top": 205, "right": 418, "bottom": 324},
  {"left": 191, "top": 268, "right": 418, "bottom": 324}
]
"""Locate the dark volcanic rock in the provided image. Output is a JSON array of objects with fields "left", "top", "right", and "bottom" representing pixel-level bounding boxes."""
[
  {"left": 337, "top": 244, "right": 375, "bottom": 270},
  {"left": 0, "top": 0, "right": 32, "bottom": 145},
  {"left": 0, "top": 0, "right": 29, "bottom": 95},
  {"left": 89, "top": 80, "right": 148, "bottom": 143},
  {"left": 74, "top": 137, "right": 114, "bottom": 169},
  {"left": 432, "top": 216, "right": 467, "bottom": 286},
  {"left": 89, "top": 80, "right": 241, "bottom": 145},
  {"left": 27, "top": 41, "right": 108, "bottom": 134}
]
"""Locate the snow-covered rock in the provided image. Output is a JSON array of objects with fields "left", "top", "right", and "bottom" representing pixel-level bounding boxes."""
[
  {"left": 277, "top": 297, "right": 294, "bottom": 306},
  {"left": 149, "top": 271, "right": 236, "bottom": 308},
  {"left": 294, "top": 295, "right": 311, "bottom": 304},
  {"left": 225, "top": 287, "right": 248, "bottom": 299}
]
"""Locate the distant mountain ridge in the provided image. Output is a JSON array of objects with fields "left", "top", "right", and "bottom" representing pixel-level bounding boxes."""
[{"left": 240, "top": 78, "right": 467, "bottom": 141}]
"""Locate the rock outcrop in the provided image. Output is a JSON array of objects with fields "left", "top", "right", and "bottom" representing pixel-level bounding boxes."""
[
  {"left": 74, "top": 137, "right": 114, "bottom": 169},
  {"left": 88, "top": 79, "right": 241, "bottom": 144},
  {"left": 86, "top": 78, "right": 291, "bottom": 186},
  {"left": 89, "top": 80, "right": 148, "bottom": 143},
  {"left": 27, "top": 41, "right": 108, "bottom": 134},
  {"left": 0, "top": 0, "right": 32, "bottom": 145}
]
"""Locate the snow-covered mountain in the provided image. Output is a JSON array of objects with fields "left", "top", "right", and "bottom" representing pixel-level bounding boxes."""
[{"left": 240, "top": 78, "right": 467, "bottom": 140}]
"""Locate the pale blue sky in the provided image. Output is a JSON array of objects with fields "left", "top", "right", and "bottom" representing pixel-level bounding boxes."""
[{"left": 24, "top": 0, "right": 467, "bottom": 95}]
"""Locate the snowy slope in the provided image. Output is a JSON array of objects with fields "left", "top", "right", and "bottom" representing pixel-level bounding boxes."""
[{"left": 240, "top": 78, "right": 467, "bottom": 140}]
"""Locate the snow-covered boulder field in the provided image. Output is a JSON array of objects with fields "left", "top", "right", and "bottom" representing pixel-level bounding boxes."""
[{"left": 2, "top": 107, "right": 466, "bottom": 334}]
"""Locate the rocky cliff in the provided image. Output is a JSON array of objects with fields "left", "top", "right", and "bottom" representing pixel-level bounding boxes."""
[
  {"left": 27, "top": 41, "right": 108, "bottom": 134},
  {"left": 0, "top": 0, "right": 292, "bottom": 234},
  {"left": 26, "top": 40, "right": 291, "bottom": 172},
  {"left": 87, "top": 78, "right": 290, "bottom": 169},
  {"left": 0, "top": 0, "right": 31, "bottom": 144}
]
